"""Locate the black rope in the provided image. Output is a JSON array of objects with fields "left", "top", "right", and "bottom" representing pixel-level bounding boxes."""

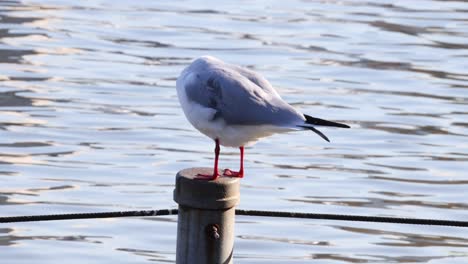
[
  {"left": 235, "top": 210, "right": 468, "bottom": 227},
  {"left": 1, "top": 209, "right": 467, "bottom": 227},
  {"left": 0, "top": 209, "right": 178, "bottom": 223}
]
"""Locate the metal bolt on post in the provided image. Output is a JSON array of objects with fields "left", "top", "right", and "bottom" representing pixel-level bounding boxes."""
[{"left": 174, "top": 168, "right": 240, "bottom": 264}]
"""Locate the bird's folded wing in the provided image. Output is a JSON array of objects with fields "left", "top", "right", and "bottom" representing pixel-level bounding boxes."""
[{"left": 183, "top": 69, "right": 304, "bottom": 127}]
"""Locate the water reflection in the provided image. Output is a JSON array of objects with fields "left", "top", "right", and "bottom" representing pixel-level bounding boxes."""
[
  {"left": 318, "top": 58, "right": 468, "bottom": 82},
  {"left": 238, "top": 234, "right": 330, "bottom": 246},
  {"left": 336, "top": 225, "right": 468, "bottom": 248},
  {"left": 370, "top": 176, "right": 468, "bottom": 185},
  {"left": 0, "top": 12, "right": 40, "bottom": 25},
  {"left": 0, "top": 48, "right": 37, "bottom": 64},
  {"left": 0, "top": 229, "right": 109, "bottom": 246},
  {"left": 116, "top": 248, "right": 174, "bottom": 262},
  {"left": 0, "top": 0, "right": 467, "bottom": 263},
  {"left": 270, "top": 161, "right": 386, "bottom": 175},
  {"left": 359, "top": 121, "right": 461, "bottom": 136},
  {"left": 288, "top": 196, "right": 468, "bottom": 210},
  {"left": 0, "top": 2, "right": 43, "bottom": 65},
  {"left": 0, "top": 90, "right": 33, "bottom": 107},
  {"left": 370, "top": 20, "right": 429, "bottom": 36}
]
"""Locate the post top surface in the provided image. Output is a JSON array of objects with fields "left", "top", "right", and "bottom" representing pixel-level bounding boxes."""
[{"left": 173, "top": 167, "right": 240, "bottom": 209}]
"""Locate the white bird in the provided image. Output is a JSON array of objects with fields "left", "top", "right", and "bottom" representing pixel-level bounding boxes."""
[{"left": 176, "top": 56, "right": 349, "bottom": 180}]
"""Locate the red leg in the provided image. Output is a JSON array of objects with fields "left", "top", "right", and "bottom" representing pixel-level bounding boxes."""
[
  {"left": 196, "top": 139, "right": 220, "bottom": 181},
  {"left": 223, "top": 146, "right": 244, "bottom": 178}
]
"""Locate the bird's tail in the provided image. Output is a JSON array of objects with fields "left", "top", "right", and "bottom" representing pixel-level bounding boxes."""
[
  {"left": 304, "top": 114, "right": 350, "bottom": 128},
  {"left": 298, "top": 114, "right": 350, "bottom": 142}
]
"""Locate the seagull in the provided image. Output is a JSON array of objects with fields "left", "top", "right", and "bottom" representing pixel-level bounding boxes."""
[{"left": 176, "top": 56, "right": 349, "bottom": 180}]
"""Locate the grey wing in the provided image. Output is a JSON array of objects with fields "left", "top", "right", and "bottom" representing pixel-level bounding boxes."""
[
  {"left": 230, "top": 64, "right": 280, "bottom": 97},
  {"left": 184, "top": 69, "right": 303, "bottom": 126}
]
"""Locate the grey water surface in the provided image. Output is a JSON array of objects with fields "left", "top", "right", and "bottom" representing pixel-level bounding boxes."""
[{"left": 1, "top": 0, "right": 468, "bottom": 263}]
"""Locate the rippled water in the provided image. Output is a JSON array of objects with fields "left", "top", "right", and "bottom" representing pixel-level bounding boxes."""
[{"left": 1, "top": 0, "right": 468, "bottom": 263}]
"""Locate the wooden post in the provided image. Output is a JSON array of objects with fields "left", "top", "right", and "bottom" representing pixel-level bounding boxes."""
[{"left": 174, "top": 168, "right": 240, "bottom": 264}]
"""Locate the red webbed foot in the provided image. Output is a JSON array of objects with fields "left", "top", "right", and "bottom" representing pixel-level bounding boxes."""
[
  {"left": 223, "top": 169, "right": 244, "bottom": 178},
  {"left": 195, "top": 173, "right": 219, "bottom": 181}
]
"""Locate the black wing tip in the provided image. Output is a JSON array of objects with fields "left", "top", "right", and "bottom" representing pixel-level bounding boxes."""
[{"left": 304, "top": 114, "right": 350, "bottom": 128}]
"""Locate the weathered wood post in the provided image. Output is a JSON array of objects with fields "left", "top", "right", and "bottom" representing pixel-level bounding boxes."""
[{"left": 174, "top": 168, "right": 240, "bottom": 264}]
